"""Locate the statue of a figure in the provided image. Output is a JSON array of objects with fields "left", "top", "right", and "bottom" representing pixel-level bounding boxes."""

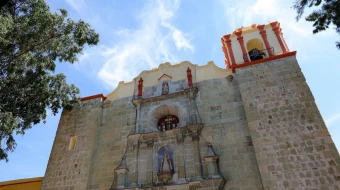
[
  {"left": 162, "top": 81, "right": 169, "bottom": 95},
  {"left": 160, "top": 153, "right": 173, "bottom": 173}
]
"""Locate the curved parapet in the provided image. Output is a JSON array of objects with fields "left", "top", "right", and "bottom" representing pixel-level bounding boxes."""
[
  {"left": 196, "top": 61, "right": 230, "bottom": 82},
  {"left": 106, "top": 61, "right": 232, "bottom": 101},
  {"left": 106, "top": 80, "right": 135, "bottom": 101}
]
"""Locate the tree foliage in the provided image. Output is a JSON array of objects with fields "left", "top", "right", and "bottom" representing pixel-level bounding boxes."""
[
  {"left": 293, "top": 0, "right": 340, "bottom": 49},
  {"left": 0, "top": 0, "right": 99, "bottom": 161}
]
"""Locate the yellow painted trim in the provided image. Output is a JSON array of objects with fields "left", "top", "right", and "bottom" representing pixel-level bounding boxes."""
[
  {"left": 106, "top": 60, "right": 233, "bottom": 101},
  {"left": 226, "top": 22, "right": 274, "bottom": 38},
  {"left": 264, "top": 24, "right": 272, "bottom": 29},
  {"left": 240, "top": 28, "right": 258, "bottom": 35},
  {"left": 0, "top": 177, "right": 43, "bottom": 187}
]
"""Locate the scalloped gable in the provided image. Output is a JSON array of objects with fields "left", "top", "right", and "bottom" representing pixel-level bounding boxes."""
[{"left": 106, "top": 61, "right": 232, "bottom": 101}]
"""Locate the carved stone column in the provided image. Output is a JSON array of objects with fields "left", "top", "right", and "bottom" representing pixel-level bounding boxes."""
[
  {"left": 223, "top": 34, "right": 236, "bottom": 66},
  {"left": 270, "top": 21, "right": 289, "bottom": 53},
  {"left": 138, "top": 134, "right": 154, "bottom": 187},
  {"left": 176, "top": 134, "right": 186, "bottom": 183},
  {"left": 128, "top": 134, "right": 140, "bottom": 187},
  {"left": 192, "top": 134, "right": 203, "bottom": 180},
  {"left": 221, "top": 38, "right": 231, "bottom": 69},
  {"left": 132, "top": 99, "right": 142, "bottom": 133},
  {"left": 235, "top": 31, "right": 250, "bottom": 62},
  {"left": 185, "top": 88, "right": 198, "bottom": 125},
  {"left": 145, "top": 139, "right": 154, "bottom": 186},
  {"left": 138, "top": 142, "right": 147, "bottom": 185},
  {"left": 257, "top": 25, "right": 274, "bottom": 57}
]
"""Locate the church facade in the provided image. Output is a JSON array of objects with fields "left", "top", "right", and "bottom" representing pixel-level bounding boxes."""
[{"left": 41, "top": 22, "right": 340, "bottom": 190}]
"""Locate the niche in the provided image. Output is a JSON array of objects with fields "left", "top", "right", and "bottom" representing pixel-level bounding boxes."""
[
  {"left": 246, "top": 38, "right": 266, "bottom": 61},
  {"left": 157, "top": 145, "right": 175, "bottom": 183},
  {"left": 69, "top": 136, "right": 77, "bottom": 150}
]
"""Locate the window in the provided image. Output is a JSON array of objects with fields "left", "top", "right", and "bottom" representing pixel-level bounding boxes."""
[
  {"left": 69, "top": 136, "right": 77, "bottom": 150},
  {"left": 157, "top": 115, "right": 179, "bottom": 131}
]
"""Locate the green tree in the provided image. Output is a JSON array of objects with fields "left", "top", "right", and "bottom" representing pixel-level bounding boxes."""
[
  {"left": 0, "top": 0, "right": 99, "bottom": 161},
  {"left": 293, "top": 0, "right": 340, "bottom": 49}
]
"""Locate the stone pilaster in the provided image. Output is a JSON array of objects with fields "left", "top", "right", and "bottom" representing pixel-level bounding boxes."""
[
  {"left": 192, "top": 134, "right": 203, "bottom": 180},
  {"left": 137, "top": 143, "right": 147, "bottom": 185},
  {"left": 127, "top": 134, "right": 140, "bottom": 187},
  {"left": 185, "top": 88, "right": 199, "bottom": 125},
  {"left": 133, "top": 99, "right": 142, "bottom": 133},
  {"left": 145, "top": 139, "right": 154, "bottom": 186},
  {"left": 176, "top": 134, "right": 186, "bottom": 183}
]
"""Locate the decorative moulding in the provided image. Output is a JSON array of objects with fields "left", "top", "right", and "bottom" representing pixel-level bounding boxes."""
[{"left": 158, "top": 74, "right": 172, "bottom": 81}]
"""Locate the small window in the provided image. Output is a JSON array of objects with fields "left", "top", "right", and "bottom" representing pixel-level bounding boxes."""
[
  {"left": 69, "top": 136, "right": 77, "bottom": 150},
  {"left": 157, "top": 115, "right": 179, "bottom": 131}
]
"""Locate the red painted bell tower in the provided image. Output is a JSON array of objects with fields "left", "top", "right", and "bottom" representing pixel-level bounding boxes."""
[{"left": 221, "top": 21, "right": 292, "bottom": 72}]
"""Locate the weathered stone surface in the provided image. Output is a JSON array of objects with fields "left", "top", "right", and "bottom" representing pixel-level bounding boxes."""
[
  {"left": 42, "top": 56, "right": 340, "bottom": 190},
  {"left": 236, "top": 56, "right": 340, "bottom": 190},
  {"left": 41, "top": 98, "right": 103, "bottom": 190}
]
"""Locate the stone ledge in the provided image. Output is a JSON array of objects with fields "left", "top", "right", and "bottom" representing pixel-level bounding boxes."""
[
  {"left": 128, "top": 123, "right": 204, "bottom": 143},
  {"left": 132, "top": 87, "right": 198, "bottom": 106},
  {"left": 110, "top": 177, "right": 226, "bottom": 190}
]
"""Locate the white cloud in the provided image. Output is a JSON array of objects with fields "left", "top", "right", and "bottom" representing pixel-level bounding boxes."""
[
  {"left": 101, "top": 46, "right": 118, "bottom": 58},
  {"left": 65, "top": 0, "right": 85, "bottom": 14},
  {"left": 326, "top": 113, "right": 340, "bottom": 128},
  {"left": 217, "top": 0, "right": 340, "bottom": 61},
  {"left": 17, "top": 142, "right": 33, "bottom": 149},
  {"left": 96, "top": 0, "right": 194, "bottom": 88},
  {"left": 71, "top": 45, "right": 110, "bottom": 77},
  {"left": 220, "top": 0, "right": 314, "bottom": 37}
]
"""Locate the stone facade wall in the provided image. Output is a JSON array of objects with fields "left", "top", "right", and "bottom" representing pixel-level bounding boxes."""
[
  {"left": 88, "top": 97, "right": 136, "bottom": 190},
  {"left": 236, "top": 56, "right": 340, "bottom": 189},
  {"left": 197, "top": 77, "right": 263, "bottom": 190},
  {"left": 41, "top": 98, "right": 103, "bottom": 190},
  {"left": 43, "top": 55, "right": 340, "bottom": 190},
  {"left": 196, "top": 78, "right": 244, "bottom": 126}
]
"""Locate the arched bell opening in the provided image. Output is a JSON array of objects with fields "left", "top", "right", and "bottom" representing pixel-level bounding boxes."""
[{"left": 246, "top": 38, "right": 266, "bottom": 61}]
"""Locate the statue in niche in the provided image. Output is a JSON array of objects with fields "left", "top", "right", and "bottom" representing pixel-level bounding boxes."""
[
  {"left": 161, "top": 81, "right": 169, "bottom": 95},
  {"left": 160, "top": 153, "right": 173, "bottom": 173},
  {"left": 158, "top": 153, "right": 174, "bottom": 183}
]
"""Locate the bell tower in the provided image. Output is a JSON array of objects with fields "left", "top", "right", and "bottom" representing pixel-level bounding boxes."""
[
  {"left": 221, "top": 21, "right": 291, "bottom": 72},
  {"left": 224, "top": 22, "right": 340, "bottom": 189}
]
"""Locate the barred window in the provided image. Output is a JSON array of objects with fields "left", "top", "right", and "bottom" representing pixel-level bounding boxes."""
[{"left": 157, "top": 115, "right": 179, "bottom": 131}]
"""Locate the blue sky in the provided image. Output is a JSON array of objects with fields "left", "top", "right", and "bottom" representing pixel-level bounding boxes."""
[{"left": 0, "top": 0, "right": 339, "bottom": 181}]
